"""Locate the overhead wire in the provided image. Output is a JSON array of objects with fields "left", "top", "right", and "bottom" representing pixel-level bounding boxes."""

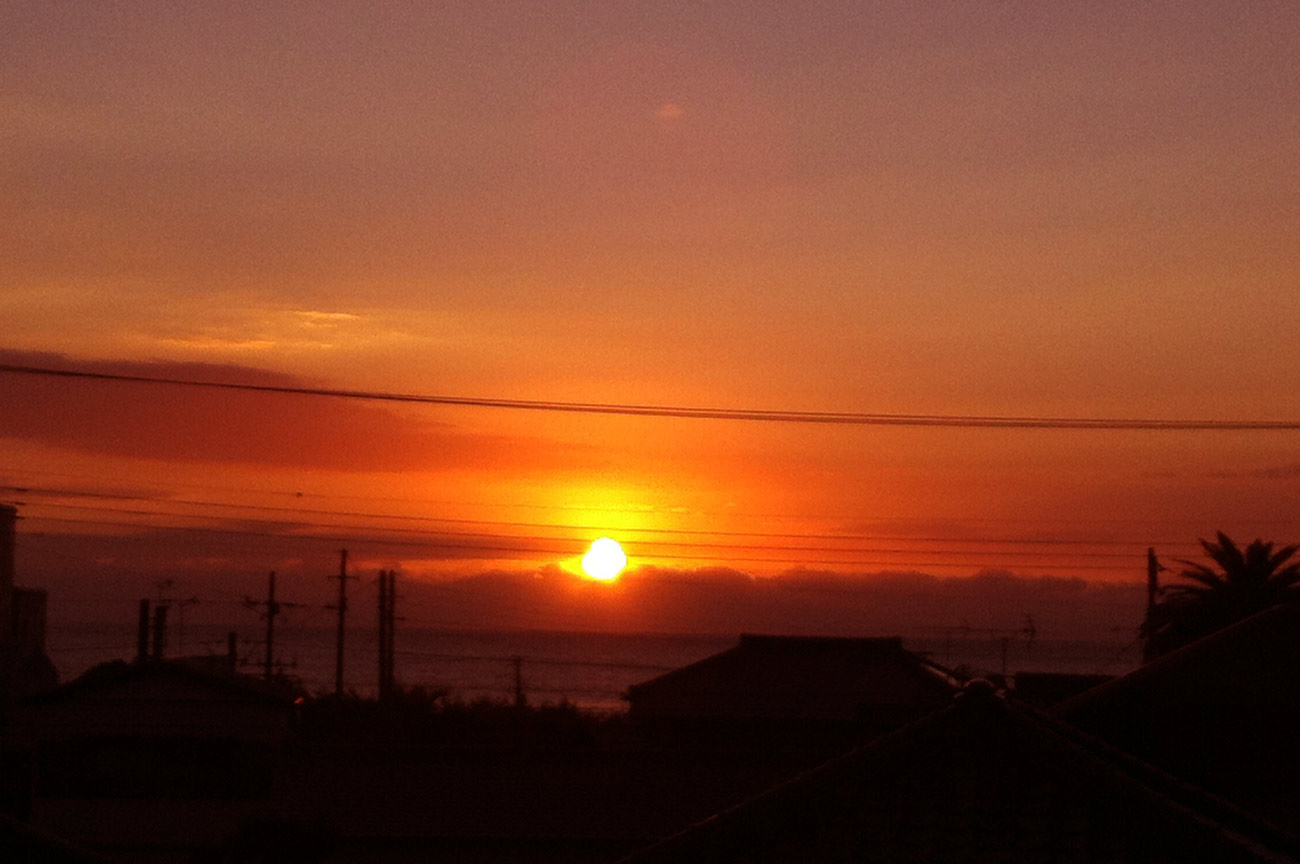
[
  {"left": 17, "top": 491, "right": 1193, "bottom": 564},
  {"left": 15, "top": 496, "right": 1195, "bottom": 561},
  {"left": 4, "top": 362, "right": 1299, "bottom": 430},
  {"left": 6, "top": 467, "right": 1296, "bottom": 531},
  {"left": 23, "top": 514, "right": 1145, "bottom": 572},
  {"left": 0, "top": 483, "right": 1207, "bottom": 549},
  {"left": 4, "top": 363, "right": 1283, "bottom": 581}
]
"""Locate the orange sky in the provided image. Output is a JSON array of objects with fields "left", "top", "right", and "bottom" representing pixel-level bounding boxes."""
[{"left": 3, "top": 3, "right": 1299, "bottom": 635}]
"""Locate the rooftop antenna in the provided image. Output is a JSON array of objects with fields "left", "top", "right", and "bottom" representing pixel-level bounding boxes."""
[{"left": 154, "top": 579, "right": 198, "bottom": 655}]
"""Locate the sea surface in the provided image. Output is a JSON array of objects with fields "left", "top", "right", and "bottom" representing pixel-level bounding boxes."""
[{"left": 46, "top": 622, "right": 1141, "bottom": 712}]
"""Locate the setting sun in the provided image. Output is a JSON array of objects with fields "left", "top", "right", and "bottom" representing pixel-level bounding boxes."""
[{"left": 581, "top": 537, "right": 628, "bottom": 581}]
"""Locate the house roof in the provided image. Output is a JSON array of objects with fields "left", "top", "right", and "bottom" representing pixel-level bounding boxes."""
[
  {"left": 0, "top": 812, "right": 113, "bottom": 864},
  {"left": 619, "top": 682, "right": 1300, "bottom": 863},
  {"left": 14, "top": 659, "right": 298, "bottom": 742},
  {"left": 25, "top": 659, "right": 296, "bottom": 709},
  {"left": 1010, "top": 671, "right": 1114, "bottom": 708},
  {"left": 1057, "top": 602, "right": 1300, "bottom": 718},
  {"left": 1057, "top": 602, "right": 1300, "bottom": 834},
  {"left": 625, "top": 634, "right": 955, "bottom": 720}
]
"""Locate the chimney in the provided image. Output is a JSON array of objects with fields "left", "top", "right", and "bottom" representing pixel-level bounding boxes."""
[{"left": 0, "top": 504, "right": 16, "bottom": 642}]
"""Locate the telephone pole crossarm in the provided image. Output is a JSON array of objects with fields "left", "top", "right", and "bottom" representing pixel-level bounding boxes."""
[{"left": 327, "top": 550, "right": 351, "bottom": 697}]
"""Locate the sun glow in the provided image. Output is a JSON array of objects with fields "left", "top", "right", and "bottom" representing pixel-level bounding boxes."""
[{"left": 581, "top": 537, "right": 627, "bottom": 581}]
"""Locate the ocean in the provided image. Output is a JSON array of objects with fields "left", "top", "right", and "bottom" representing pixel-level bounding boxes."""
[{"left": 45, "top": 623, "right": 1142, "bottom": 712}]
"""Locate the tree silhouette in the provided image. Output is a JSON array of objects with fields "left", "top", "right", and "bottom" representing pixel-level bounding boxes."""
[{"left": 1143, "top": 532, "right": 1300, "bottom": 661}]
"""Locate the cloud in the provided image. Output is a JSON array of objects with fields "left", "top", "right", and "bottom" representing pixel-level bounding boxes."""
[
  {"left": 1206, "top": 463, "right": 1300, "bottom": 481},
  {"left": 141, "top": 305, "right": 395, "bottom": 354},
  {"left": 399, "top": 565, "right": 1143, "bottom": 642},
  {"left": 0, "top": 350, "right": 589, "bottom": 473},
  {"left": 14, "top": 513, "right": 1144, "bottom": 644}
]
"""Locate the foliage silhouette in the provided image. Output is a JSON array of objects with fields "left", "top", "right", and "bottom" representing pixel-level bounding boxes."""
[
  {"left": 1143, "top": 532, "right": 1300, "bottom": 660},
  {"left": 295, "top": 687, "right": 624, "bottom": 748}
]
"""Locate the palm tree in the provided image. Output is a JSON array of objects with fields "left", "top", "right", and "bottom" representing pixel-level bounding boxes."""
[{"left": 1142, "top": 532, "right": 1300, "bottom": 661}]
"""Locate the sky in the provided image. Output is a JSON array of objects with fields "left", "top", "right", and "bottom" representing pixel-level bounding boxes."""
[{"left": 3, "top": 2, "right": 1299, "bottom": 640}]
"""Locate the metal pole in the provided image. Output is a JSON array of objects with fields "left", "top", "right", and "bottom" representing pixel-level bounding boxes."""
[
  {"left": 136, "top": 599, "right": 151, "bottom": 664},
  {"left": 512, "top": 655, "right": 525, "bottom": 708},
  {"left": 334, "top": 550, "right": 348, "bottom": 697},
  {"left": 387, "top": 571, "right": 397, "bottom": 696},
  {"left": 264, "top": 571, "right": 277, "bottom": 682},
  {"left": 377, "top": 570, "right": 389, "bottom": 701}
]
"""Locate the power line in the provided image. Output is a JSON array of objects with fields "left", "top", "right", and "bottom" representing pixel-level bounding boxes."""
[
  {"left": 8, "top": 468, "right": 1298, "bottom": 531},
  {"left": 0, "top": 466, "right": 675, "bottom": 519},
  {"left": 13, "top": 493, "right": 1205, "bottom": 555},
  {"left": 17, "top": 500, "right": 1182, "bottom": 562},
  {"left": 391, "top": 648, "right": 676, "bottom": 672},
  {"left": 4, "top": 362, "right": 1298, "bottom": 430},
  {"left": 22, "top": 514, "right": 1142, "bottom": 572},
  {"left": 0, "top": 483, "right": 1208, "bottom": 548}
]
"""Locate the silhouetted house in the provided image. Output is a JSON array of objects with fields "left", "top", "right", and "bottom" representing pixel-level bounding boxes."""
[
  {"left": 17, "top": 660, "right": 296, "bottom": 743},
  {"left": 1010, "top": 670, "right": 1114, "bottom": 708},
  {"left": 9, "top": 660, "right": 296, "bottom": 859},
  {"left": 0, "top": 811, "right": 111, "bottom": 864},
  {"left": 1058, "top": 602, "right": 1300, "bottom": 836},
  {"left": 273, "top": 740, "right": 805, "bottom": 864},
  {"left": 620, "top": 682, "right": 1300, "bottom": 863},
  {"left": 625, "top": 635, "right": 955, "bottom": 748},
  {"left": 0, "top": 505, "right": 57, "bottom": 703}
]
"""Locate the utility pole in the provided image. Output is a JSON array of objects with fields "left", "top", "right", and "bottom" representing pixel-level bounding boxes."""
[
  {"left": 243, "top": 570, "right": 305, "bottom": 682},
  {"left": 1146, "top": 547, "right": 1166, "bottom": 621},
  {"left": 511, "top": 655, "right": 526, "bottom": 709},
  {"left": 329, "top": 550, "right": 350, "bottom": 697},
  {"left": 265, "top": 571, "right": 278, "bottom": 682},
  {"left": 377, "top": 570, "right": 388, "bottom": 700},
  {"left": 377, "top": 570, "right": 398, "bottom": 701}
]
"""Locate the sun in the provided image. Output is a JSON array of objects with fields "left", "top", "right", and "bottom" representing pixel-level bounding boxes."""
[{"left": 581, "top": 537, "right": 628, "bottom": 581}]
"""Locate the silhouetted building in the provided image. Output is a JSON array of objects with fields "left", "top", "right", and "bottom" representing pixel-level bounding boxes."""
[
  {"left": 1009, "top": 670, "right": 1114, "bottom": 708},
  {"left": 10, "top": 661, "right": 296, "bottom": 859},
  {"left": 0, "top": 505, "right": 57, "bottom": 704},
  {"left": 0, "top": 811, "right": 111, "bottom": 864},
  {"left": 273, "top": 737, "right": 801, "bottom": 864},
  {"left": 1058, "top": 602, "right": 1300, "bottom": 836},
  {"left": 620, "top": 682, "right": 1300, "bottom": 863},
  {"left": 626, "top": 634, "right": 955, "bottom": 748}
]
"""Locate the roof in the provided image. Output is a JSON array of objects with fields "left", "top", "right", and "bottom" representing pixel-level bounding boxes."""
[
  {"left": 0, "top": 812, "right": 113, "bottom": 864},
  {"left": 1057, "top": 602, "right": 1300, "bottom": 833},
  {"left": 14, "top": 659, "right": 297, "bottom": 743},
  {"left": 1011, "top": 671, "right": 1114, "bottom": 708},
  {"left": 625, "top": 634, "right": 955, "bottom": 721},
  {"left": 1057, "top": 602, "right": 1300, "bottom": 717},
  {"left": 26, "top": 659, "right": 296, "bottom": 708},
  {"left": 620, "top": 682, "right": 1300, "bottom": 863}
]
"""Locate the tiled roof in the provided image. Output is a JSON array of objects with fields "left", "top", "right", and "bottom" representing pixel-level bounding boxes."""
[
  {"left": 619, "top": 682, "right": 1299, "bottom": 863},
  {"left": 0, "top": 812, "right": 112, "bottom": 864},
  {"left": 1058, "top": 602, "right": 1300, "bottom": 835},
  {"left": 625, "top": 634, "right": 955, "bottom": 721},
  {"left": 24, "top": 659, "right": 296, "bottom": 707}
]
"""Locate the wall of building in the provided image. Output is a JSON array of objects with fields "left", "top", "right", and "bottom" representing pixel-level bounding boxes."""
[
  {"left": 0, "top": 504, "right": 16, "bottom": 643},
  {"left": 11, "top": 589, "right": 47, "bottom": 652}
]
